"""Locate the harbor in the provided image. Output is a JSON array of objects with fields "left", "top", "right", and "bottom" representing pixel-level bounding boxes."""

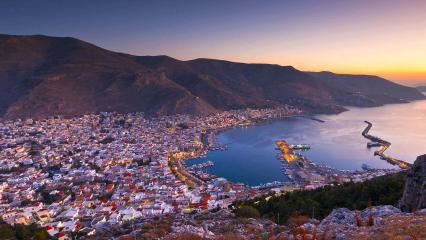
[
  {"left": 186, "top": 100, "right": 426, "bottom": 186},
  {"left": 274, "top": 137, "right": 401, "bottom": 189}
]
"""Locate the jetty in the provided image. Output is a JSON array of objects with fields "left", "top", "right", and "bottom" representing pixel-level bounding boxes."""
[
  {"left": 275, "top": 140, "right": 299, "bottom": 162},
  {"left": 362, "top": 121, "right": 411, "bottom": 169}
]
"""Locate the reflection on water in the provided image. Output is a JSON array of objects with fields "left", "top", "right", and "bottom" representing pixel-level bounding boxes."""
[{"left": 186, "top": 100, "right": 426, "bottom": 186}]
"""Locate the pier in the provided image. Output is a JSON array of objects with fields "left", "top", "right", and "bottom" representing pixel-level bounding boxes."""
[
  {"left": 275, "top": 140, "right": 321, "bottom": 184},
  {"left": 362, "top": 121, "right": 411, "bottom": 169},
  {"left": 275, "top": 140, "right": 299, "bottom": 162},
  {"left": 187, "top": 160, "right": 214, "bottom": 171}
]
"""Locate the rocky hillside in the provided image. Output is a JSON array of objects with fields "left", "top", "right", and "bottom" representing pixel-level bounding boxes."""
[
  {"left": 308, "top": 206, "right": 426, "bottom": 239},
  {"left": 0, "top": 34, "right": 424, "bottom": 119},
  {"left": 82, "top": 155, "right": 426, "bottom": 239},
  {"left": 417, "top": 85, "right": 426, "bottom": 92},
  {"left": 400, "top": 154, "right": 426, "bottom": 212},
  {"left": 0, "top": 34, "right": 217, "bottom": 119},
  {"left": 308, "top": 71, "right": 426, "bottom": 106},
  {"left": 137, "top": 56, "right": 346, "bottom": 114}
]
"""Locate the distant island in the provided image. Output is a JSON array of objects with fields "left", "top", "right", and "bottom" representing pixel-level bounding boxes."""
[{"left": 0, "top": 34, "right": 425, "bottom": 119}]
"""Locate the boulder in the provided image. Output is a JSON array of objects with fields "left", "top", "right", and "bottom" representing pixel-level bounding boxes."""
[
  {"left": 319, "top": 208, "right": 356, "bottom": 227},
  {"left": 399, "top": 154, "right": 426, "bottom": 212},
  {"left": 360, "top": 205, "right": 401, "bottom": 219}
]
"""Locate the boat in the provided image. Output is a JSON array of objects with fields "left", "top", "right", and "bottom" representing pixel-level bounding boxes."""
[
  {"left": 361, "top": 163, "right": 372, "bottom": 171},
  {"left": 289, "top": 144, "right": 311, "bottom": 151}
]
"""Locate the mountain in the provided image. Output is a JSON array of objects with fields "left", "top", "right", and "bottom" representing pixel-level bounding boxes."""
[
  {"left": 136, "top": 56, "right": 346, "bottom": 113},
  {"left": 417, "top": 86, "right": 426, "bottom": 92},
  {"left": 307, "top": 71, "right": 426, "bottom": 106},
  {"left": 0, "top": 34, "right": 424, "bottom": 119},
  {"left": 0, "top": 34, "right": 217, "bottom": 119}
]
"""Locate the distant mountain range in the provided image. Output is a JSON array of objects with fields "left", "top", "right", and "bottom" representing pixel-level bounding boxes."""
[
  {"left": 417, "top": 86, "right": 426, "bottom": 92},
  {"left": 0, "top": 34, "right": 424, "bottom": 119}
]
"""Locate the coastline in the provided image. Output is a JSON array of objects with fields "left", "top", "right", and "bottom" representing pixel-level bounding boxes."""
[{"left": 182, "top": 101, "right": 425, "bottom": 188}]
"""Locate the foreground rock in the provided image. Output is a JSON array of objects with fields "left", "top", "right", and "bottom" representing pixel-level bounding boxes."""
[{"left": 399, "top": 154, "right": 426, "bottom": 211}]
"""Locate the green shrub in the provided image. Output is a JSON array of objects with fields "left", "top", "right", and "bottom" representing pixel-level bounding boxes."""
[
  {"left": 234, "top": 172, "right": 406, "bottom": 224},
  {"left": 234, "top": 206, "right": 261, "bottom": 218}
]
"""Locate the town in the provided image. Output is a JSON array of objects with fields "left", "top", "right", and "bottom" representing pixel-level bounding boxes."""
[
  {"left": 0, "top": 106, "right": 297, "bottom": 238},
  {"left": 0, "top": 106, "right": 401, "bottom": 239}
]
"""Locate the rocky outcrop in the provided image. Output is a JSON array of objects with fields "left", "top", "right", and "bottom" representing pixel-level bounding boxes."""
[
  {"left": 399, "top": 154, "right": 426, "bottom": 211},
  {"left": 317, "top": 206, "right": 401, "bottom": 230},
  {"left": 318, "top": 208, "right": 357, "bottom": 228},
  {"left": 313, "top": 206, "right": 422, "bottom": 239},
  {"left": 360, "top": 205, "right": 401, "bottom": 219}
]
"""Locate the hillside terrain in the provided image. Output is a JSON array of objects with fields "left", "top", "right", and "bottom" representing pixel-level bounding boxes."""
[
  {"left": 109, "top": 155, "right": 426, "bottom": 239},
  {"left": 0, "top": 34, "right": 424, "bottom": 119},
  {"left": 417, "top": 85, "right": 426, "bottom": 92},
  {"left": 308, "top": 71, "right": 426, "bottom": 106},
  {"left": 233, "top": 171, "right": 406, "bottom": 224}
]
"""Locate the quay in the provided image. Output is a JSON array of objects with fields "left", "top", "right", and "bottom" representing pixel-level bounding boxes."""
[
  {"left": 362, "top": 121, "right": 411, "bottom": 169},
  {"left": 187, "top": 160, "right": 214, "bottom": 171},
  {"left": 168, "top": 152, "right": 205, "bottom": 188},
  {"left": 275, "top": 140, "right": 299, "bottom": 162}
]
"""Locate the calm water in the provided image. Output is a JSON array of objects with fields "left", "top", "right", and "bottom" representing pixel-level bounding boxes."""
[{"left": 187, "top": 100, "right": 426, "bottom": 186}]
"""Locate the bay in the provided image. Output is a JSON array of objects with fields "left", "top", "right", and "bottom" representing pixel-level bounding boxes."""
[{"left": 187, "top": 100, "right": 426, "bottom": 186}]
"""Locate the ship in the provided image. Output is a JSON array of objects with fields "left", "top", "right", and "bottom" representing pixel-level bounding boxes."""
[{"left": 289, "top": 144, "right": 311, "bottom": 151}]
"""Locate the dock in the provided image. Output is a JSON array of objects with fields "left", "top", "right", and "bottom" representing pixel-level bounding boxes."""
[
  {"left": 362, "top": 121, "right": 411, "bottom": 169},
  {"left": 275, "top": 140, "right": 299, "bottom": 162},
  {"left": 187, "top": 161, "right": 214, "bottom": 171}
]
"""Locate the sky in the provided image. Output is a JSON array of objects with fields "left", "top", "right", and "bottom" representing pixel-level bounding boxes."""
[{"left": 1, "top": 0, "right": 425, "bottom": 84}]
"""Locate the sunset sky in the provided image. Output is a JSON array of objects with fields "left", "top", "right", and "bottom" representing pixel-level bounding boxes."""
[{"left": 1, "top": 0, "right": 425, "bottom": 84}]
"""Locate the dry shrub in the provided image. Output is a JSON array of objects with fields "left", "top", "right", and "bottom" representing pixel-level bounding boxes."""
[
  {"left": 287, "top": 212, "right": 310, "bottom": 239},
  {"left": 273, "top": 232, "right": 289, "bottom": 240},
  {"left": 117, "top": 235, "right": 135, "bottom": 240},
  {"left": 215, "top": 223, "right": 234, "bottom": 234},
  {"left": 140, "top": 218, "right": 172, "bottom": 239},
  {"left": 367, "top": 214, "right": 374, "bottom": 226},
  {"left": 165, "top": 233, "right": 204, "bottom": 240},
  {"left": 288, "top": 212, "right": 309, "bottom": 229},
  {"left": 355, "top": 212, "right": 363, "bottom": 227},
  {"left": 216, "top": 233, "right": 245, "bottom": 240}
]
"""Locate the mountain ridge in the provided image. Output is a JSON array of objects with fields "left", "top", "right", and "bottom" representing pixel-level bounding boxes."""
[
  {"left": 417, "top": 85, "right": 426, "bottom": 92},
  {"left": 0, "top": 34, "right": 424, "bottom": 119}
]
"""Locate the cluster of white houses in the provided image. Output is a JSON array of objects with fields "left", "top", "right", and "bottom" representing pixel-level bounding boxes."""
[{"left": 0, "top": 106, "right": 301, "bottom": 239}]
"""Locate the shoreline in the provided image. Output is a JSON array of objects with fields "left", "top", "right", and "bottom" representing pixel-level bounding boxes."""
[{"left": 183, "top": 107, "right": 415, "bottom": 188}]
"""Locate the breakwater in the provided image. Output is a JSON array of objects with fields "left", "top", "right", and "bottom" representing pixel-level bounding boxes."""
[{"left": 362, "top": 121, "right": 411, "bottom": 169}]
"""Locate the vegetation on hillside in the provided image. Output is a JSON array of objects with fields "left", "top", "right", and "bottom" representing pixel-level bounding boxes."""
[
  {"left": 233, "top": 172, "right": 406, "bottom": 224},
  {"left": 0, "top": 221, "right": 49, "bottom": 240}
]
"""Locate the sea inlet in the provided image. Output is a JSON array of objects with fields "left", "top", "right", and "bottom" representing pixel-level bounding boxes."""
[{"left": 186, "top": 100, "right": 426, "bottom": 186}]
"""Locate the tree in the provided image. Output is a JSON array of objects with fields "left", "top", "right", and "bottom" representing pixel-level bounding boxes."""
[
  {"left": 233, "top": 172, "right": 406, "bottom": 224},
  {"left": 0, "top": 224, "right": 15, "bottom": 239},
  {"left": 234, "top": 206, "right": 261, "bottom": 218}
]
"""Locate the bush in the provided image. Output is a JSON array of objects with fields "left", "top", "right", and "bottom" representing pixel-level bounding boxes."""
[
  {"left": 234, "top": 206, "right": 261, "bottom": 218},
  {"left": 0, "top": 221, "right": 49, "bottom": 240},
  {"left": 234, "top": 172, "right": 406, "bottom": 224}
]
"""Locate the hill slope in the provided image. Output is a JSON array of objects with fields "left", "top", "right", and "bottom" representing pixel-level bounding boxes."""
[
  {"left": 0, "top": 34, "right": 216, "bottom": 119},
  {"left": 307, "top": 71, "right": 426, "bottom": 106},
  {"left": 136, "top": 56, "right": 347, "bottom": 113},
  {"left": 0, "top": 34, "right": 424, "bottom": 119},
  {"left": 417, "top": 85, "right": 426, "bottom": 92}
]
